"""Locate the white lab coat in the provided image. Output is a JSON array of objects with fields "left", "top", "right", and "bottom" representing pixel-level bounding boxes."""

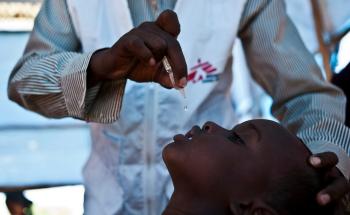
[{"left": 66, "top": 0, "right": 247, "bottom": 214}]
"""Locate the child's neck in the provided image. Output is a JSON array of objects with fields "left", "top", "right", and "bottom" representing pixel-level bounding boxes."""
[{"left": 162, "top": 192, "right": 230, "bottom": 215}]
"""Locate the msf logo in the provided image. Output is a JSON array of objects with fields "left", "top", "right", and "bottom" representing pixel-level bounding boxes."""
[{"left": 188, "top": 58, "right": 218, "bottom": 83}]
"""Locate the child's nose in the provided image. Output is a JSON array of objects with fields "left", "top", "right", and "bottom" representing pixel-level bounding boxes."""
[
  {"left": 202, "top": 122, "right": 230, "bottom": 136},
  {"left": 202, "top": 121, "right": 224, "bottom": 133}
]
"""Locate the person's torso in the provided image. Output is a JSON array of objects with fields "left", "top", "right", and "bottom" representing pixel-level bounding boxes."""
[{"left": 66, "top": 0, "right": 247, "bottom": 214}]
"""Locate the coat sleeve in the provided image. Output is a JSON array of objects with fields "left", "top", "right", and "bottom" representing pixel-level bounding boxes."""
[
  {"left": 7, "top": 0, "right": 126, "bottom": 123},
  {"left": 239, "top": 0, "right": 350, "bottom": 178}
]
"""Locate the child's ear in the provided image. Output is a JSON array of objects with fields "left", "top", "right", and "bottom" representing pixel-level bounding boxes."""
[{"left": 229, "top": 200, "right": 278, "bottom": 215}]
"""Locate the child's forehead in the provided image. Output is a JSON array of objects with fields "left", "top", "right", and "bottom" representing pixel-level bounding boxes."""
[
  {"left": 236, "top": 120, "right": 309, "bottom": 160},
  {"left": 237, "top": 119, "right": 297, "bottom": 140},
  {"left": 237, "top": 119, "right": 281, "bottom": 128}
]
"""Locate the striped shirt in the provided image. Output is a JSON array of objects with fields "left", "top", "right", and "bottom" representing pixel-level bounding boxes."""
[{"left": 7, "top": 0, "right": 350, "bottom": 178}]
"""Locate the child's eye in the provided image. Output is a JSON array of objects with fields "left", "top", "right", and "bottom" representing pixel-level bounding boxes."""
[{"left": 228, "top": 132, "right": 245, "bottom": 144}]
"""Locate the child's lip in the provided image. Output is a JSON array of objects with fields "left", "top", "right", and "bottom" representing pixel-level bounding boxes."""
[
  {"left": 185, "top": 125, "right": 201, "bottom": 139},
  {"left": 173, "top": 134, "right": 190, "bottom": 143}
]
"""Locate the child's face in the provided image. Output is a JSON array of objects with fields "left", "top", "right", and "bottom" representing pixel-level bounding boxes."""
[{"left": 162, "top": 119, "right": 311, "bottom": 214}]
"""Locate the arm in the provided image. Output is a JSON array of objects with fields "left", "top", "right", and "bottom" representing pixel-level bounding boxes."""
[
  {"left": 7, "top": 0, "right": 125, "bottom": 123},
  {"left": 8, "top": 1, "right": 186, "bottom": 123},
  {"left": 238, "top": 0, "right": 350, "bottom": 178}
]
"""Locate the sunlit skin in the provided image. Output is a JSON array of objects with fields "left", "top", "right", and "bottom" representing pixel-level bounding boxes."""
[{"left": 162, "top": 119, "right": 314, "bottom": 215}]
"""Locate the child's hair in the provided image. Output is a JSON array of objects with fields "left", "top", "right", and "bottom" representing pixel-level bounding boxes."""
[{"left": 263, "top": 165, "right": 336, "bottom": 215}]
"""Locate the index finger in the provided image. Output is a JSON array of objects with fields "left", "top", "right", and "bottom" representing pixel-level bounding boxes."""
[
  {"left": 166, "top": 39, "right": 188, "bottom": 88},
  {"left": 309, "top": 152, "right": 339, "bottom": 170},
  {"left": 152, "top": 11, "right": 187, "bottom": 87}
]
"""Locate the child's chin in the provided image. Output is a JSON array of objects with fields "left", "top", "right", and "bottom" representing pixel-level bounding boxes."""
[
  {"left": 162, "top": 142, "right": 178, "bottom": 164},
  {"left": 162, "top": 206, "right": 186, "bottom": 215}
]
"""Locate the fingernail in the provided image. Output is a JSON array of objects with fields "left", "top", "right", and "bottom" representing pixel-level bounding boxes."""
[
  {"left": 149, "top": 58, "right": 156, "bottom": 66},
  {"left": 310, "top": 156, "right": 321, "bottom": 166},
  {"left": 178, "top": 77, "right": 187, "bottom": 88},
  {"left": 319, "top": 194, "right": 331, "bottom": 205}
]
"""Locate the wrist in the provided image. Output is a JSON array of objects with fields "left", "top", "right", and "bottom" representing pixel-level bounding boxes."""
[{"left": 87, "top": 48, "right": 111, "bottom": 87}]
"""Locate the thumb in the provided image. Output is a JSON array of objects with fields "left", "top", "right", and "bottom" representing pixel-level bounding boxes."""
[{"left": 155, "top": 10, "right": 180, "bottom": 37}]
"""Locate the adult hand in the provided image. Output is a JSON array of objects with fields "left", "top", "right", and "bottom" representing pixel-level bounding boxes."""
[
  {"left": 87, "top": 10, "right": 187, "bottom": 89},
  {"left": 309, "top": 152, "right": 350, "bottom": 205}
]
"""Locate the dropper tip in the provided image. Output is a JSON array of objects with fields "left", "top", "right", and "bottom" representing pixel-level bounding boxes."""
[{"left": 179, "top": 88, "right": 186, "bottom": 98}]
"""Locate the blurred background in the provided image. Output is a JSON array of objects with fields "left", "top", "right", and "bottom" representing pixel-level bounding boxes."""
[
  {"left": 1, "top": 0, "right": 88, "bottom": 214},
  {"left": 0, "top": 0, "right": 350, "bottom": 214}
]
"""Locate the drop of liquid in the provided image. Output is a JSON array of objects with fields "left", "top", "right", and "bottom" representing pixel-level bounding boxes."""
[{"left": 178, "top": 88, "right": 188, "bottom": 112}]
